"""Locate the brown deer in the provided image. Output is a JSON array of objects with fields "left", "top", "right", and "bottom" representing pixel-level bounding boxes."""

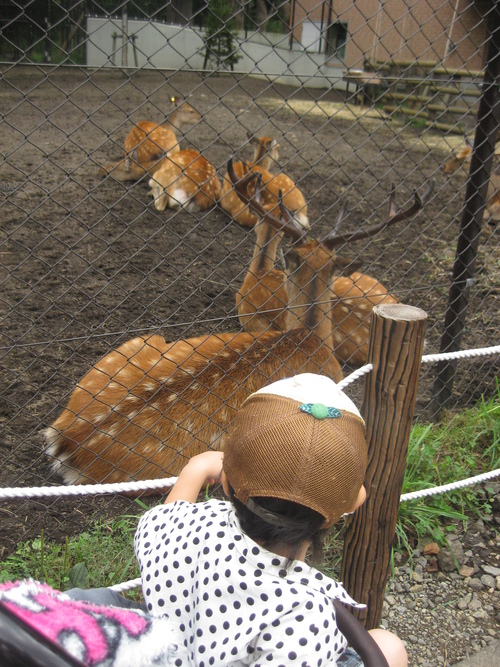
[
  {"left": 235, "top": 206, "right": 290, "bottom": 332},
  {"left": 44, "top": 162, "right": 427, "bottom": 486},
  {"left": 236, "top": 189, "right": 432, "bottom": 365},
  {"left": 443, "top": 131, "right": 500, "bottom": 175},
  {"left": 148, "top": 149, "right": 222, "bottom": 212},
  {"left": 443, "top": 135, "right": 500, "bottom": 223},
  {"left": 219, "top": 133, "right": 309, "bottom": 228},
  {"left": 99, "top": 96, "right": 201, "bottom": 182}
]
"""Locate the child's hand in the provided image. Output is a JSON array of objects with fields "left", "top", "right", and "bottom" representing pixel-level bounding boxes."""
[
  {"left": 164, "top": 451, "right": 224, "bottom": 504},
  {"left": 185, "top": 451, "right": 224, "bottom": 486}
]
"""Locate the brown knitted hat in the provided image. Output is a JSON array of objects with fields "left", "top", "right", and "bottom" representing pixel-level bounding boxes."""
[{"left": 223, "top": 374, "right": 367, "bottom": 528}]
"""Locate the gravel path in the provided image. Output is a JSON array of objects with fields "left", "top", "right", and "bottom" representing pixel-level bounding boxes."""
[{"left": 381, "top": 483, "right": 500, "bottom": 666}]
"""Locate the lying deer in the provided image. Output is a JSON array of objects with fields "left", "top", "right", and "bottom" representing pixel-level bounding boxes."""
[
  {"left": 220, "top": 133, "right": 309, "bottom": 228},
  {"left": 148, "top": 149, "right": 221, "bottom": 212},
  {"left": 44, "top": 160, "right": 425, "bottom": 486},
  {"left": 99, "top": 96, "right": 201, "bottom": 182},
  {"left": 443, "top": 136, "right": 500, "bottom": 223},
  {"left": 236, "top": 186, "right": 432, "bottom": 365},
  {"left": 443, "top": 131, "right": 500, "bottom": 175}
]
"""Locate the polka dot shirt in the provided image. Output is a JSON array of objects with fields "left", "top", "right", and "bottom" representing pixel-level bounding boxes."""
[{"left": 134, "top": 499, "right": 364, "bottom": 667}]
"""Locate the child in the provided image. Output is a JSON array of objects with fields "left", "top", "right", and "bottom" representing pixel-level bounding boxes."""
[{"left": 134, "top": 373, "right": 408, "bottom": 667}]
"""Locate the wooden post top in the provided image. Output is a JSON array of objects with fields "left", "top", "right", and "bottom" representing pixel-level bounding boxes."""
[{"left": 373, "top": 303, "right": 427, "bottom": 321}]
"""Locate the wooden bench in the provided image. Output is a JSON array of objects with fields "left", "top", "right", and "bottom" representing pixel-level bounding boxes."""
[
  {"left": 342, "top": 69, "right": 384, "bottom": 107},
  {"left": 364, "top": 59, "right": 483, "bottom": 133}
]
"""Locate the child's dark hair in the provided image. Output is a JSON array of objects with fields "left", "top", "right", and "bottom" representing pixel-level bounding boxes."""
[{"left": 227, "top": 484, "right": 328, "bottom": 565}]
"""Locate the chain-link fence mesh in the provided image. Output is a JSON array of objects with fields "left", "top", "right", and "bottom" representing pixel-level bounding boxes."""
[{"left": 1, "top": 1, "right": 499, "bottom": 556}]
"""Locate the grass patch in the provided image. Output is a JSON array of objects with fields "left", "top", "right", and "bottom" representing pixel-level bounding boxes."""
[
  {"left": 0, "top": 512, "right": 143, "bottom": 593},
  {"left": 0, "top": 390, "right": 498, "bottom": 586},
  {"left": 397, "top": 384, "right": 500, "bottom": 550}
]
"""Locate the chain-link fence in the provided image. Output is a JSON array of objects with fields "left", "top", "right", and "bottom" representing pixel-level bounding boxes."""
[{"left": 1, "top": 1, "right": 499, "bottom": 552}]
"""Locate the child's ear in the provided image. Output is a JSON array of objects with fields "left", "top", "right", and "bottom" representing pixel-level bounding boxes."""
[{"left": 348, "top": 485, "right": 367, "bottom": 513}]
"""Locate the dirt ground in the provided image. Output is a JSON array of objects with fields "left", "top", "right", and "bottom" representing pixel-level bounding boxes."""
[{"left": 0, "top": 67, "right": 499, "bottom": 557}]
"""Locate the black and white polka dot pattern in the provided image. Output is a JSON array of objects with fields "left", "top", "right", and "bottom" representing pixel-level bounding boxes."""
[{"left": 134, "top": 500, "right": 364, "bottom": 666}]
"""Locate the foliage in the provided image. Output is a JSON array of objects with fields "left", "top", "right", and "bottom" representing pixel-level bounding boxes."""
[
  {"left": 0, "top": 514, "right": 141, "bottom": 593},
  {"left": 397, "top": 384, "right": 500, "bottom": 549},
  {"left": 203, "top": 0, "right": 242, "bottom": 71}
]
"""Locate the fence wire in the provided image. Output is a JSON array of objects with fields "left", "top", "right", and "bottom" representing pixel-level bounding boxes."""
[{"left": 0, "top": 1, "right": 499, "bottom": 557}]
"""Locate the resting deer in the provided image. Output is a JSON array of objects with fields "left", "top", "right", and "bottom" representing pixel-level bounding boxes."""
[
  {"left": 443, "top": 131, "right": 500, "bottom": 175},
  {"left": 220, "top": 133, "right": 309, "bottom": 228},
  {"left": 235, "top": 208, "right": 290, "bottom": 332},
  {"left": 99, "top": 96, "right": 201, "bottom": 182},
  {"left": 148, "top": 149, "right": 221, "bottom": 212},
  {"left": 237, "top": 186, "right": 432, "bottom": 364},
  {"left": 443, "top": 135, "right": 500, "bottom": 223},
  {"left": 44, "top": 160, "right": 422, "bottom": 486}
]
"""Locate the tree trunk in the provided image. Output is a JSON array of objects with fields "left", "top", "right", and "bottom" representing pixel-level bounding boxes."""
[{"left": 255, "top": 0, "right": 268, "bottom": 30}]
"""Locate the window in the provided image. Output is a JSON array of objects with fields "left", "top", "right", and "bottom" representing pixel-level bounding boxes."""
[{"left": 325, "top": 22, "right": 347, "bottom": 60}]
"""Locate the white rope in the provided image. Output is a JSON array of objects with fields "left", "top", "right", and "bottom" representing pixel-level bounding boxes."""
[
  {"left": 400, "top": 468, "right": 500, "bottom": 502},
  {"left": 109, "top": 469, "right": 500, "bottom": 596},
  {"left": 109, "top": 577, "right": 141, "bottom": 592},
  {"left": 0, "top": 477, "right": 178, "bottom": 501},
  {"left": 338, "top": 364, "right": 373, "bottom": 388},
  {"left": 337, "top": 345, "right": 500, "bottom": 389},
  {"left": 422, "top": 344, "right": 500, "bottom": 363},
  {"left": 0, "top": 344, "right": 497, "bottom": 502}
]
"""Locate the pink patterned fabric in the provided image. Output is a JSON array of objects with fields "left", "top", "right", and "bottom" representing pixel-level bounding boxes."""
[{"left": 0, "top": 580, "right": 190, "bottom": 666}]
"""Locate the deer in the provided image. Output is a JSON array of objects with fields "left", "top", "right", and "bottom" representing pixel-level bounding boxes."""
[
  {"left": 148, "top": 149, "right": 222, "bottom": 212},
  {"left": 219, "top": 132, "right": 309, "bottom": 229},
  {"left": 443, "top": 135, "right": 500, "bottom": 223},
  {"left": 98, "top": 96, "right": 201, "bottom": 182},
  {"left": 44, "top": 160, "right": 429, "bottom": 487},
  {"left": 236, "top": 188, "right": 431, "bottom": 365},
  {"left": 235, "top": 211, "right": 290, "bottom": 332}
]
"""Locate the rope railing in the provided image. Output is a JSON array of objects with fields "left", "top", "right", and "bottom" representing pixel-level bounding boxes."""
[
  {"left": 107, "top": 465, "right": 500, "bottom": 595},
  {"left": 1, "top": 342, "right": 498, "bottom": 599},
  {"left": 338, "top": 344, "right": 500, "bottom": 388},
  {"left": 1, "top": 344, "right": 498, "bottom": 503}
]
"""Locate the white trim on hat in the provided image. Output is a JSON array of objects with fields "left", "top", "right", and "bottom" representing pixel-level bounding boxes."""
[{"left": 253, "top": 373, "right": 362, "bottom": 419}]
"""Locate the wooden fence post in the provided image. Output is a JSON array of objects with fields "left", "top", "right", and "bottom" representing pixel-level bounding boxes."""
[{"left": 340, "top": 303, "right": 427, "bottom": 629}]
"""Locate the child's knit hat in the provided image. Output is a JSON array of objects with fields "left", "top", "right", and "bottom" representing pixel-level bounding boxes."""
[{"left": 223, "top": 373, "right": 367, "bottom": 528}]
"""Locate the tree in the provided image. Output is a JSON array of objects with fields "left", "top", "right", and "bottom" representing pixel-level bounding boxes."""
[{"left": 203, "top": 0, "right": 242, "bottom": 72}]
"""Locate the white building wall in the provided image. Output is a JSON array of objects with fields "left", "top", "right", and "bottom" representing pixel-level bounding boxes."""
[{"left": 85, "top": 18, "right": 346, "bottom": 91}]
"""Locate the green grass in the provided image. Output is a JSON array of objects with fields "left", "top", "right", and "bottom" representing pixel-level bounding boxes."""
[
  {"left": 0, "top": 513, "right": 143, "bottom": 593},
  {"left": 0, "top": 389, "right": 498, "bottom": 586},
  {"left": 396, "top": 384, "right": 500, "bottom": 549}
]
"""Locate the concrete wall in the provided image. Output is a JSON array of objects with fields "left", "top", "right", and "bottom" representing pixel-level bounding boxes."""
[{"left": 85, "top": 18, "right": 347, "bottom": 91}]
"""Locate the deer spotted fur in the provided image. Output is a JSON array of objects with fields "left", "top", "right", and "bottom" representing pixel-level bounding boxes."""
[
  {"left": 44, "top": 163, "right": 350, "bottom": 486},
  {"left": 220, "top": 133, "right": 309, "bottom": 228},
  {"left": 148, "top": 149, "right": 221, "bottom": 212},
  {"left": 99, "top": 96, "right": 201, "bottom": 182}
]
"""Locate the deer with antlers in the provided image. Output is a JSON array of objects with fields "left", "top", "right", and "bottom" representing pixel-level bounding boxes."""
[
  {"left": 44, "top": 162, "right": 430, "bottom": 486},
  {"left": 99, "top": 96, "right": 201, "bottom": 182},
  {"left": 148, "top": 149, "right": 221, "bottom": 212},
  {"left": 220, "top": 133, "right": 309, "bottom": 228},
  {"left": 236, "top": 196, "right": 406, "bottom": 365}
]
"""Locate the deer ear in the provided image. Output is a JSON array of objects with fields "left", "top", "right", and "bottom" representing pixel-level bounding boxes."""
[{"left": 334, "top": 256, "right": 363, "bottom": 274}]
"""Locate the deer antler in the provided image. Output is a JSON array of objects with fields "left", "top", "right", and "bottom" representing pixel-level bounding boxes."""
[
  {"left": 228, "top": 157, "right": 307, "bottom": 244},
  {"left": 322, "top": 180, "right": 435, "bottom": 249}
]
